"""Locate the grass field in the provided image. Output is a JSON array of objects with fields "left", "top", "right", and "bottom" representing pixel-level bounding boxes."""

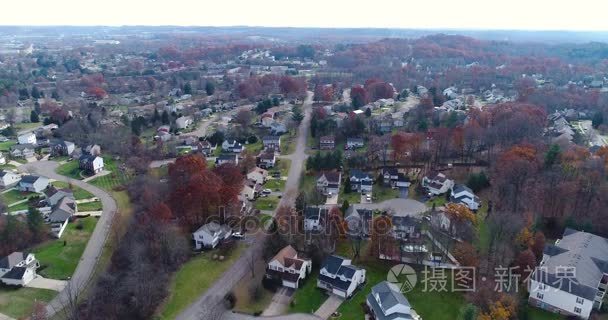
[
  {"left": 373, "top": 185, "right": 399, "bottom": 202},
  {"left": 0, "top": 141, "right": 16, "bottom": 152},
  {"left": 33, "top": 216, "right": 98, "bottom": 280},
  {"left": 51, "top": 181, "right": 95, "bottom": 200},
  {"left": 265, "top": 178, "right": 285, "bottom": 191},
  {"left": 280, "top": 134, "right": 296, "bottom": 155},
  {"left": 1, "top": 189, "right": 30, "bottom": 205},
  {"left": 254, "top": 195, "right": 280, "bottom": 211},
  {"left": 0, "top": 286, "right": 56, "bottom": 319},
  {"left": 55, "top": 160, "right": 82, "bottom": 180},
  {"left": 158, "top": 244, "right": 246, "bottom": 320},
  {"left": 78, "top": 200, "right": 103, "bottom": 212},
  {"left": 276, "top": 159, "right": 291, "bottom": 177},
  {"left": 88, "top": 158, "right": 131, "bottom": 191},
  {"left": 7, "top": 201, "right": 29, "bottom": 212},
  {"left": 289, "top": 272, "right": 327, "bottom": 314},
  {"left": 13, "top": 122, "right": 40, "bottom": 132}
]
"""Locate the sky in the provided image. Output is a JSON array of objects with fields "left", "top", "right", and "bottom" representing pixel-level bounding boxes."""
[{"left": 1, "top": 0, "right": 608, "bottom": 31}]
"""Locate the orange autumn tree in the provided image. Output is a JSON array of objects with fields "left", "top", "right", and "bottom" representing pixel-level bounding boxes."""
[{"left": 444, "top": 203, "right": 477, "bottom": 225}]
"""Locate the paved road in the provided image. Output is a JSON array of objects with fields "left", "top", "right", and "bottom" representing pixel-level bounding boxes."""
[
  {"left": 18, "top": 161, "right": 118, "bottom": 317},
  {"left": 175, "top": 92, "right": 313, "bottom": 320},
  {"left": 350, "top": 198, "right": 427, "bottom": 217}
]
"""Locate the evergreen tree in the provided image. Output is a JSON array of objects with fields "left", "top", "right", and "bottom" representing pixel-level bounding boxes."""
[
  {"left": 161, "top": 110, "right": 170, "bottom": 125},
  {"left": 365, "top": 107, "right": 372, "bottom": 117},
  {"left": 183, "top": 82, "right": 193, "bottom": 95},
  {"left": 205, "top": 82, "right": 215, "bottom": 95},
  {"left": 152, "top": 108, "right": 160, "bottom": 123},
  {"left": 30, "top": 110, "right": 40, "bottom": 123},
  {"left": 27, "top": 207, "right": 45, "bottom": 241}
]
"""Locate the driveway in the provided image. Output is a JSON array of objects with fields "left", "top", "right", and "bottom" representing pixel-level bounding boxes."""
[
  {"left": 26, "top": 276, "right": 67, "bottom": 292},
  {"left": 175, "top": 92, "right": 313, "bottom": 320},
  {"left": 325, "top": 193, "right": 338, "bottom": 205},
  {"left": 399, "top": 187, "right": 409, "bottom": 198},
  {"left": 261, "top": 287, "right": 294, "bottom": 316},
  {"left": 313, "top": 295, "right": 343, "bottom": 320},
  {"left": 351, "top": 198, "right": 427, "bottom": 217},
  {"left": 223, "top": 312, "right": 320, "bottom": 320},
  {"left": 17, "top": 161, "right": 118, "bottom": 317}
]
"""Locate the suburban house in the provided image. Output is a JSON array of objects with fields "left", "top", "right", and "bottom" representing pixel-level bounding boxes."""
[
  {"left": 45, "top": 187, "right": 74, "bottom": 207},
  {"left": 450, "top": 184, "right": 481, "bottom": 211},
  {"left": 17, "top": 132, "right": 36, "bottom": 145},
  {"left": 261, "top": 113, "right": 275, "bottom": 127},
  {"left": 319, "top": 135, "right": 335, "bottom": 150},
  {"left": 265, "top": 245, "right": 312, "bottom": 289},
  {"left": 222, "top": 140, "right": 244, "bottom": 153},
  {"left": 48, "top": 196, "right": 76, "bottom": 238},
  {"left": 240, "top": 184, "right": 256, "bottom": 201},
  {"left": 304, "top": 206, "right": 328, "bottom": 232},
  {"left": 0, "top": 152, "right": 6, "bottom": 165},
  {"left": 350, "top": 169, "right": 374, "bottom": 193},
  {"left": 317, "top": 255, "right": 366, "bottom": 298},
  {"left": 258, "top": 152, "right": 276, "bottom": 169},
  {"left": 83, "top": 144, "right": 101, "bottom": 156},
  {"left": 383, "top": 168, "right": 411, "bottom": 189},
  {"left": 316, "top": 171, "right": 342, "bottom": 196},
  {"left": 79, "top": 154, "right": 104, "bottom": 174},
  {"left": 10, "top": 144, "right": 35, "bottom": 159},
  {"left": 0, "top": 170, "right": 21, "bottom": 188},
  {"left": 216, "top": 154, "right": 238, "bottom": 166},
  {"left": 529, "top": 229, "right": 608, "bottom": 319},
  {"left": 346, "top": 208, "right": 374, "bottom": 237},
  {"left": 422, "top": 172, "right": 454, "bottom": 195},
  {"left": 18, "top": 175, "right": 49, "bottom": 193},
  {"left": 0, "top": 252, "right": 39, "bottom": 286},
  {"left": 175, "top": 116, "right": 193, "bottom": 129},
  {"left": 51, "top": 140, "right": 75, "bottom": 156},
  {"left": 366, "top": 281, "right": 422, "bottom": 320},
  {"left": 192, "top": 222, "right": 232, "bottom": 249},
  {"left": 392, "top": 216, "right": 422, "bottom": 241},
  {"left": 346, "top": 137, "right": 364, "bottom": 149},
  {"left": 270, "top": 122, "right": 287, "bottom": 135},
  {"left": 262, "top": 135, "right": 281, "bottom": 151},
  {"left": 195, "top": 140, "right": 213, "bottom": 156},
  {"left": 247, "top": 167, "right": 268, "bottom": 185}
]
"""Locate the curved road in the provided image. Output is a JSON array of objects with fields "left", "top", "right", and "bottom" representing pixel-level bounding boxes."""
[
  {"left": 175, "top": 92, "right": 313, "bottom": 320},
  {"left": 18, "top": 161, "right": 118, "bottom": 317}
]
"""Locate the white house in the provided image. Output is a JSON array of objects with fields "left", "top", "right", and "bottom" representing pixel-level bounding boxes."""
[
  {"left": 175, "top": 116, "right": 193, "bottom": 130},
  {"left": 222, "top": 140, "right": 244, "bottom": 153},
  {"left": 79, "top": 155, "right": 104, "bottom": 174},
  {"left": 247, "top": 167, "right": 268, "bottom": 185},
  {"left": 262, "top": 136, "right": 281, "bottom": 151},
  {"left": 10, "top": 144, "right": 35, "bottom": 159},
  {"left": 216, "top": 154, "right": 238, "bottom": 166},
  {"left": 316, "top": 171, "right": 341, "bottom": 196},
  {"left": 240, "top": 185, "right": 256, "bottom": 201},
  {"left": 422, "top": 172, "right": 454, "bottom": 195},
  {"left": 18, "top": 175, "right": 49, "bottom": 193},
  {"left": 192, "top": 222, "right": 232, "bottom": 249},
  {"left": 350, "top": 169, "right": 373, "bottom": 193},
  {"left": 367, "top": 281, "right": 422, "bottom": 320},
  {"left": 0, "top": 252, "right": 39, "bottom": 286},
  {"left": 529, "top": 228, "right": 608, "bottom": 319},
  {"left": 450, "top": 184, "right": 480, "bottom": 211},
  {"left": 259, "top": 152, "right": 276, "bottom": 169},
  {"left": 0, "top": 152, "right": 5, "bottom": 165},
  {"left": 317, "top": 255, "right": 366, "bottom": 298},
  {"left": 304, "top": 206, "right": 328, "bottom": 232},
  {"left": 18, "top": 133, "right": 36, "bottom": 145},
  {"left": 265, "top": 245, "right": 312, "bottom": 289},
  {"left": 346, "top": 137, "right": 364, "bottom": 149},
  {"left": 0, "top": 170, "right": 21, "bottom": 188}
]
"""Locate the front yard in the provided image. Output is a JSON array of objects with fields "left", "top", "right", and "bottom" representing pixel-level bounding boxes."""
[
  {"left": 0, "top": 286, "right": 56, "bottom": 319},
  {"left": 265, "top": 178, "right": 286, "bottom": 191},
  {"left": 158, "top": 244, "right": 246, "bottom": 319},
  {"left": 77, "top": 200, "right": 103, "bottom": 212},
  {"left": 55, "top": 160, "right": 83, "bottom": 180},
  {"left": 288, "top": 272, "right": 327, "bottom": 314},
  {"left": 1, "top": 189, "right": 31, "bottom": 205},
  {"left": 33, "top": 216, "right": 98, "bottom": 280},
  {"left": 51, "top": 181, "right": 95, "bottom": 200},
  {"left": 372, "top": 185, "right": 399, "bottom": 202},
  {"left": 255, "top": 196, "right": 280, "bottom": 211}
]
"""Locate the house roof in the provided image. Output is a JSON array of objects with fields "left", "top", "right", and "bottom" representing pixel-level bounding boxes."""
[
  {"left": 533, "top": 228, "right": 608, "bottom": 300},
  {"left": 0, "top": 252, "right": 28, "bottom": 269},
  {"left": 350, "top": 169, "right": 372, "bottom": 180},
  {"left": 271, "top": 245, "right": 309, "bottom": 270},
  {"left": 20, "top": 175, "right": 45, "bottom": 184},
  {"left": 194, "top": 222, "right": 231, "bottom": 238},
  {"left": 1, "top": 266, "right": 27, "bottom": 280},
  {"left": 0, "top": 170, "right": 18, "bottom": 178},
  {"left": 320, "top": 135, "right": 335, "bottom": 141},
  {"left": 318, "top": 171, "right": 341, "bottom": 184},
  {"left": 452, "top": 184, "right": 473, "bottom": 195},
  {"left": 347, "top": 137, "right": 364, "bottom": 143},
  {"left": 367, "top": 281, "right": 413, "bottom": 320},
  {"left": 392, "top": 216, "right": 420, "bottom": 228},
  {"left": 263, "top": 135, "right": 280, "bottom": 142},
  {"left": 305, "top": 206, "right": 327, "bottom": 221},
  {"left": 218, "top": 154, "right": 237, "bottom": 161},
  {"left": 383, "top": 168, "right": 398, "bottom": 176},
  {"left": 319, "top": 255, "right": 363, "bottom": 291},
  {"left": 321, "top": 255, "right": 347, "bottom": 275},
  {"left": 49, "top": 197, "right": 76, "bottom": 223}
]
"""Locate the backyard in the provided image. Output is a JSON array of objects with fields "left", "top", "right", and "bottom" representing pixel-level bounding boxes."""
[
  {"left": 33, "top": 216, "right": 98, "bottom": 280},
  {"left": 158, "top": 244, "right": 246, "bottom": 319},
  {"left": 0, "top": 286, "right": 56, "bottom": 319}
]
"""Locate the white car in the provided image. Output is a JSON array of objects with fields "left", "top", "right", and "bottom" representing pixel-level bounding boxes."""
[
  {"left": 232, "top": 232, "right": 244, "bottom": 239},
  {"left": 262, "top": 189, "right": 272, "bottom": 194}
]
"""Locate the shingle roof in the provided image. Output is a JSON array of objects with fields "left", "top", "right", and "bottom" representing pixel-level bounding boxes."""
[
  {"left": 0, "top": 252, "right": 27, "bottom": 269},
  {"left": 367, "top": 281, "right": 413, "bottom": 320},
  {"left": 1, "top": 266, "right": 27, "bottom": 280}
]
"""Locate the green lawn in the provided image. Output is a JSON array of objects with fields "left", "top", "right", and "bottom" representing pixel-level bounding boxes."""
[
  {"left": 339, "top": 185, "right": 361, "bottom": 205},
  {"left": 246, "top": 140, "right": 263, "bottom": 153},
  {"left": 78, "top": 200, "right": 103, "bottom": 212},
  {"left": 1, "top": 189, "right": 30, "bottom": 205},
  {"left": 336, "top": 260, "right": 465, "bottom": 320},
  {"left": 289, "top": 272, "right": 327, "bottom": 314},
  {"left": 373, "top": 185, "right": 399, "bottom": 202},
  {"left": 426, "top": 196, "right": 448, "bottom": 208},
  {"left": 51, "top": 181, "right": 95, "bottom": 200},
  {"left": 280, "top": 134, "right": 296, "bottom": 155},
  {"left": 158, "top": 244, "right": 246, "bottom": 320},
  {"left": 475, "top": 200, "right": 491, "bottom": 254},
  {"left": 528, "top": 306, "right": 564, "bottom": 320},
  {"left": 33, "top": 217, "right": 98, "bottom": 280},
  {"left": 0, "top": 141, "right": 16, "bottom": 152},
  {"left": 276, "top": 159, "right": 291, "bottom": 177},
  {"left": 7, "top": 201, "right": 29, "bottom": 212},
  {"left": 0, "top": 163, "right": 16, "bottom": 170},
  {"left": 0, "top": 286, "right": 56, "bottom": 319},
  {"left": 13, "top": 122, "right": 40, "bottom": 132},
  {"left": 265, "top": 178, "right": 286, "bottom": 191},
  {"left": 55, "top": 160, "right": 82, "bottom": 180},
  {"left": 88, "top": 158, "right": 132, "bottom": 191},
  {"left": 254, "top": 196, "right": 279, "bottom": 211}
]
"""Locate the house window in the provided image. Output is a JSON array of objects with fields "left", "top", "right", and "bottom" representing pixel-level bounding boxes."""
[
  {"left": 277, "top": 267, "right": 283, "bottom": 272},
  {"left": 536, "top": 292, "right": 544, "bottom": 300},
  {"left": 576, "top": 297, "right": 584, "bottom": 304},
  {"left": 574, "top": 307, "right": 582, "bottom": 313}
]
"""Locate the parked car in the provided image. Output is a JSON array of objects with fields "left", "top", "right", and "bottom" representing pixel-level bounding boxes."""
[
  {"left": 232, "top": 232, "right": 244, "bottom": 239},
  {"left": 262, "top": 189, "right": 271, "bottom": 194}
]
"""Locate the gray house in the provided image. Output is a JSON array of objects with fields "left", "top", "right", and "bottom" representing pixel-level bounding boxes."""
[
  {"left": 51, "top": 140, "right": 75, "bottom": 156},
  {"left": 18, "top": 175, "right": 49, "bottom": 193},
  {"left": 366, "top": 281, "right": 421, "bottom": 320}
]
